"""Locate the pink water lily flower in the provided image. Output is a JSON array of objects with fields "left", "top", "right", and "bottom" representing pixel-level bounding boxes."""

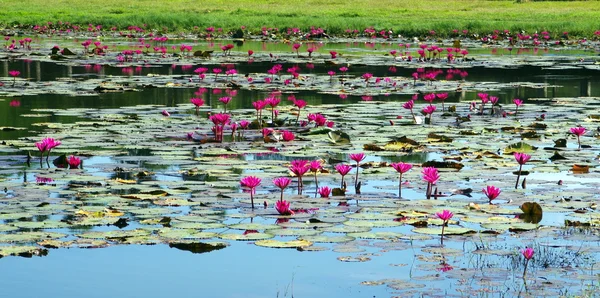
[
  {"left": 240, "top": 176, "right": 261, "bottom": 209},
  {"left": 67, "top": 155, "right": 81, "bottom": 169},
  {"left": 273, "top": 177, "right": 291, "bottom": 202},
  {"left": 190, "top": 98, "right": 204, "bottom": 116},
  {"left": 281, "top": 130, "right": 295, "bottom": 142},
  {"left": 436, "top": 209, "right": 453, "bottom": 245},
  {"left": 290, "top": 160, "right": 310, "bottom": 194},
  {"left": 422, "top": 105, "right": 437, "bottom": 124},
  {"left": 521, "top": 247, "right": 534, "bottom": 277},
  {"left": 349, "top": 153, "right": 366, "bottom": 191},
  {"left": 318, "top": 186, "right": 331, "bottom": 198},
  {"left": 219, "top": 96, "right": 232, "bottom": 113},
  {"left": 275, "top": 200, "right": 294, "bottom": 215},
  {"left": 335, "top": 164, "right": 352, "bottom": 189},
  {"left": 570, "top": 126, "right": 586, "bottom": 149},
  {"left": 513, "top": 98, "right": 523, "bottom": 116},
  {"left": 309, "top": 160, "right": 323, "bottom": 191},
  {"left": 403, "top": 100, "right": 416, "bottom": 123},
  {"left": 422, "top": 167, "right": 440, "bottom": 200},
  {"left": 436, "top": 209, "right": 454, "bottom": 221},
  {"left": 483, "top": 185, "right": 501, "bottom": 203},
  {"left": 514, "top": 152, "right": 531, "bottom": 189},
  {"left": 391, "top": 162, "right": 412, "bottom": 197},
  {"left": 35, "top": 137, "right": 61, "bottom": 166}
]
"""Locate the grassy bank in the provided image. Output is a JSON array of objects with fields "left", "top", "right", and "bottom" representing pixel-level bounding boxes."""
[{"left": 1, "top": 0, "right": 599, "bottom": 37}]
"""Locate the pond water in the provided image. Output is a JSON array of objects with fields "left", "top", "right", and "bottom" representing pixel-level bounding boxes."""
[{"left": 1, "top": 36, "right": 600, "bottom": 297}]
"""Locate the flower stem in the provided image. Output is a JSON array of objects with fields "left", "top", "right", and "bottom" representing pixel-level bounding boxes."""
[
  {"left": 354, "top": 162, "right": 360, "bottom": 189},
  {"left": 440, "top": 224, "right": 445, "bottom": 246},
  {"left": 515, "top": 164, "right": 522, "bottom": 189},
  {"left": 523, "top": 259, "right": 529, "bottom": 278},
  {"left": 398, "top": 173, "right": 402, "bottom": 198},
  {"left": 250, "top": 191, "right": 255, "bottom": 209}
]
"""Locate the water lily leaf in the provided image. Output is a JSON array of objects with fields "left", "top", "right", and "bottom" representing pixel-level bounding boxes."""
[
  {"left": 549, "top": 151, "right": 567, "bottom": 161},
  {"left": 269, "top": 229, "right": 322, "bottom": 236},
  {"left": 218, "top": 233, "right": 274, "bottom": 241},
  {"left": 38, "top": 239, "right": 109, "bottom": 249},
  {"left": 347, "top": 231, "right": 405, "bottom": 239},
  {"left": 504, "top": 142, "right": 537, "bottom": 154},
  {"left": 519, "top": 202, "right": 543, "bottom": 224},
  {"left": 338, "top": 255, "right": 371, "bottom": 262},
  {"left": 77, "top": 229, "right": 152, "bottom": 240},
  {"left": 158, "top": 228, "right": 217, "bottom": 240},
  {"left": 298, "top": 235, "right": 355, "bottom": 243},
  {"left": 168, "top": 241, "right": 227, "bottom": 254},
  {"left": 480, "top": 222, "right": 538, "bottom": 232},
  {"left": 412, "top": 227, "right": 475, "bottom": 235},
  {"left": 254, "top": 239, "right": 312, "bottom": 248},
  {"left": 427, "top": 133, "right": 453, "bottom": 142},
  {"left": 421, "top": 160, "right": 464, "bottom": 170},
  {"left": 10, "top": 221, "right": 70, "bottom": 229},
  {"left": 0, "top": 246, "right": 48, "bottom": 258},
  {"left": 228, "top": 223, "right": 282, "bottom": 230},
  {"left": 345, "top": 213, "right": 399, "bottom": 220},
  {"left": 0, "top": 232, "right": 66, "bottom": 243},
  {"left": 344, "top": 220, "right": 402, "bottom": 228},
  {"left": 328, "top": 130, "right": 351, "bottom": 144},
  {"left": 572, "top": 164, "right": 590, "bottom": 174}
]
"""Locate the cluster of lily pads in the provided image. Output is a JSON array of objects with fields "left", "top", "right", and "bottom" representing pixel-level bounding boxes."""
[{"left": 0, "top": 26, "right": 599, "bottom": 296}]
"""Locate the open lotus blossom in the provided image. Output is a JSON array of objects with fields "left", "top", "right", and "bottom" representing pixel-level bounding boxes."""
[
  {"left": 390, "top": 162, "right": 412, "bottom": 197},
  {"left": 35, "top": 137, "right": 61, "bottom": 166},
  {"left": 318, "top": 186, "right": 331, "bottom": 198},
  {"left": 513, "top": 98, "right": 523, "bottom": 116},
  {"left": 309, "top": 160, "right": 323, "bottom": 192},
  {"left": 483, "top": 185, "right": 501, "bottom": 203},
  {"left": 422, "top": 105, "right": 437, "bottom": 124},
  {"left": 403, "top": 100, "right": 416, "bottom": 123},
  {"left": 289, "top": 160, "right": 310, "bottom": 194},
  {"left": 335, "top": 164, "right": 352, "bottom": 189},
  {"left": 67, "top": 155, "right": 81, "bottom": 169},
  {"left": 218, "top": 96, "right": 232, "bottom": 113},
  {"left": 423, "top": 93, "right": 436, "bottom": 104},
  {"left": 521, "top": 247, "right": 534, "bottom": 277},
  {"left": 293, "top": 99, "right": 307, "bottom": 124},
  {"left": 436, "top": 209, "right": 453, "bottom": 245},
  {"left": 329, "top": 51, "right": 337, "bottom": 59},
  {"left": 190, "top": 98, "right": 204, "bottom": 116},
  {"left": 514, "top": 152, "right": 531, "bottom": 189},
  {"left": 281, "top": 130, "right": 295, "bottom": 142},
  {"left": 8, "top": 70, "right": 20, "bottom": 86},
  {"left": 349, "top": 153, "right": 366, "bottom": 191},
  {"left": 210, "top": 113, "right": 230, "bottom": 142},
  {"left": 436, "top": 93, "right": 448, "bottom": 111},
  {"left": 273, "top": 177, "right": 291, "bottom": 202},
  {"left": 240, "top": 176, "right": 261, "bottom": 209},
  {"left": 422, "top": 167, "right": 440, "bottom": 200},
  {"left": 570, "top": 126, "right": 586, "bottom": 149},
  {"left": 275, "top": 200, "right": 294, "bottom": 215}
]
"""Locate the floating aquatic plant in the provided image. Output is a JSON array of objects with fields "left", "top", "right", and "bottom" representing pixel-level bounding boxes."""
[
  {"left": 240, "top": 176, "right": 261, "bottom": 209},
  {"left": 390, "top": 162, "right": 412, "bottom": 198},
  {"left": 569, "top": 126, "right": 586, "bottom": 150},
  {"left": 514, "top": 152, "right": 531, "bottom": 189},
  {"left": 436, "top": 210, "right": 453, "bottom": 246}
]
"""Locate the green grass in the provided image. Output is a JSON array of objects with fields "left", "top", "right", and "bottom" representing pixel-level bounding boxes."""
[{"left": 0, "top": 0, "right": 599, "bottom": 37}]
